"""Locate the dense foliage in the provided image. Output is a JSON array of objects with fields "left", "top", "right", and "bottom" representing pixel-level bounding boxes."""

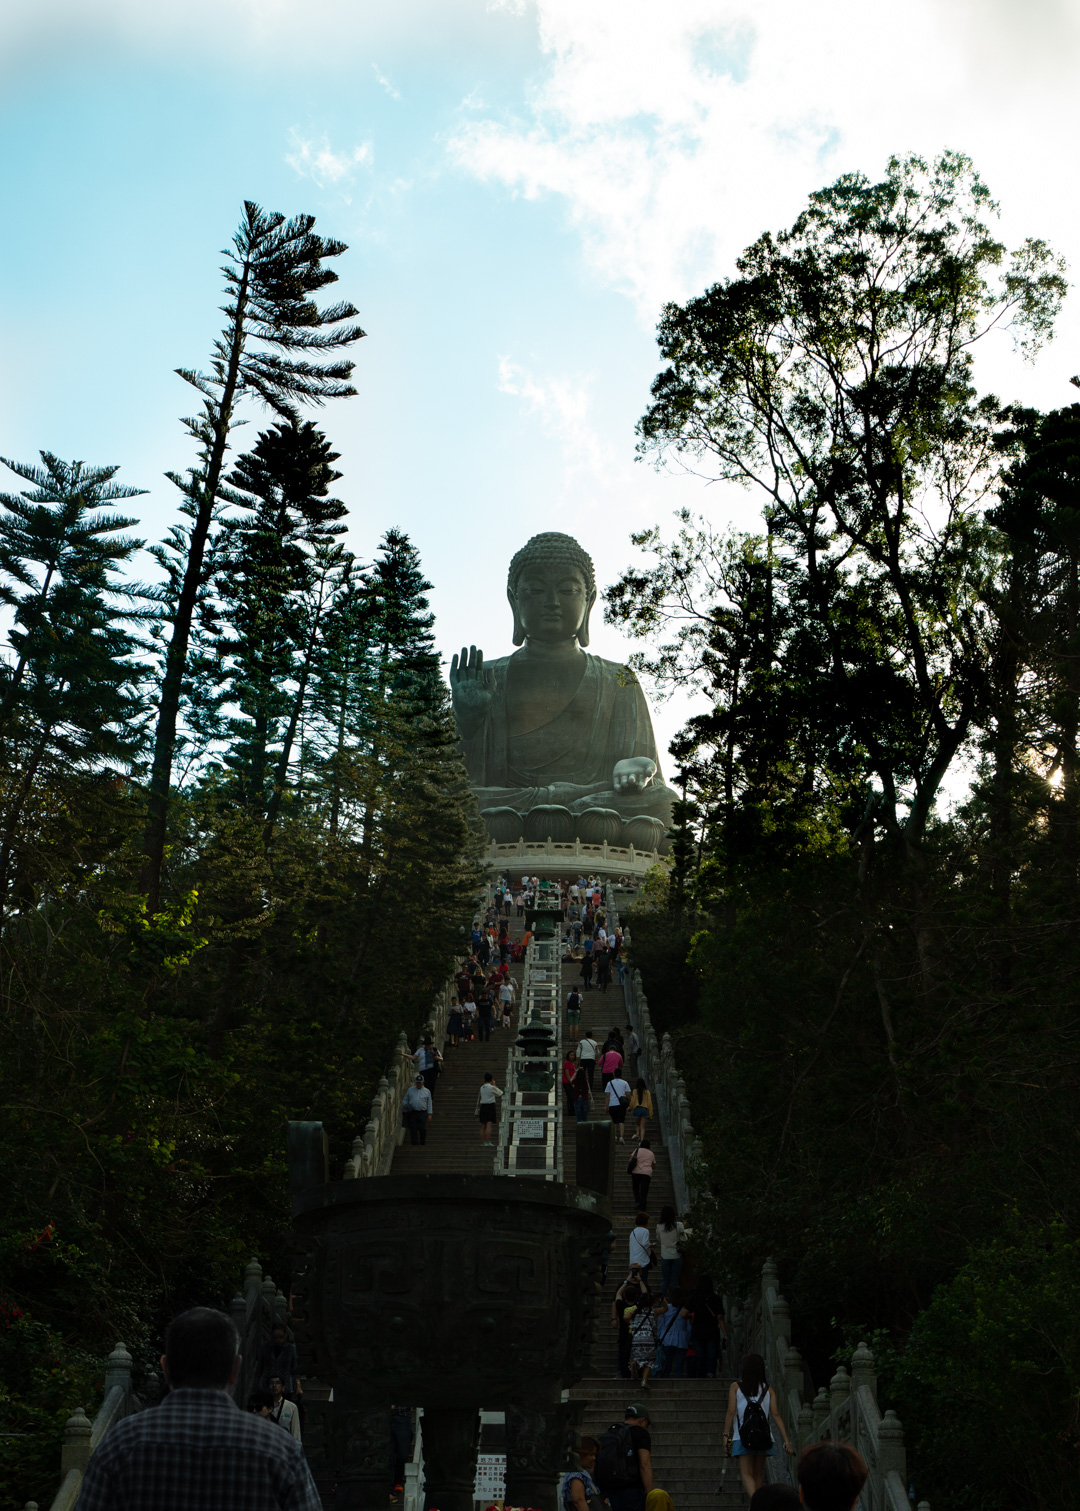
[
  {"left": 615, "top": 155, "right": 1077, "bottom": 1509},
  {"left": 0, "top": 205, "right": 481, "bottom": 1509}
]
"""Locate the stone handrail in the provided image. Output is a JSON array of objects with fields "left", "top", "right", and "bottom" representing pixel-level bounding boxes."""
[
  {"left": 756, "top": 1260, "right": 930, "bottom": 1510},
  {"left": 606, "top": 884, "right": 703, "bottom": 1216},
  {"left": 229, "top": 1256, "right": 289, "bottom": 1411},
  {"left": 343, "top": 921, "right": 487, "bottom": 1180},
  {"left": 48, "top": 1343, "right": 136, "bottom": 1511}
]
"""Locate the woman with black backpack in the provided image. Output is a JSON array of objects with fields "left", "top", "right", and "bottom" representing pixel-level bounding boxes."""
[{"left": 722, "top": 1353, "right": 794, "bottom": 1499}]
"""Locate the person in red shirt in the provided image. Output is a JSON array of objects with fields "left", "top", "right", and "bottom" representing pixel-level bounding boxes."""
[{"left": 561, "top": 1052, "right": 578, "bottom": 1115}]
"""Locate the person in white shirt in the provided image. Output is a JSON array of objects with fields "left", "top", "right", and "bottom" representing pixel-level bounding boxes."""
[
  {"left": 576, "top": 1032, "right": 599, "bottom": 1091},
  {"left": 476, "top": 1072, "right": 503, "bottom": 1146},
  {"left": 655, "top": 1204, "right": 690, "bottom": 1292},
  {"left": 268, "top": 1375, "right": 302, "bottom": 1441},
  {"left": 628, "top": 1211, "right": 653, "bottom": 1276},
  {"left": 499, "top": 979, "right": 515, "bottom": 1028},
  {"left": 606, "top": 1074, "right": 632, "bottom": 1142}
]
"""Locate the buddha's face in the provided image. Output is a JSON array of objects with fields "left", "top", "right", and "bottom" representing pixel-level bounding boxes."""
[{"left": 510, "top": 561, "right": 594, "bottom": 645}]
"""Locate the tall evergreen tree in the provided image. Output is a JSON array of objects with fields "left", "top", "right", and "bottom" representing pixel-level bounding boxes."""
[
  {"left": 143, "top": 202, "right": 365, "bottom": 914},
  {"left": 216, "top": 419, "right": 345, "bottom": 811},
  {"left": 0, "top": 454, "right": 148, "bottom": 918}
]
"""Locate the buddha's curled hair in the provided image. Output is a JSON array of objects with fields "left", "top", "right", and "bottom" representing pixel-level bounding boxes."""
[{"left": 507, "top": 533, "right": 596, "bottom": 596}]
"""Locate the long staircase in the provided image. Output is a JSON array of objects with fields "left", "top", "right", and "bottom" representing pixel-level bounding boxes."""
[{"left": 389, "top": 897, "right": 737, "bottom": 1510}]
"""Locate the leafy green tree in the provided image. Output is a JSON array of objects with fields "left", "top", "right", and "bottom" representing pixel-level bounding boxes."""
[
  {"left": 895, "top": 1224, "right": 1080, "bottom": 1510},
  {"left": 636, "top": 152, "right": 1065, "bottom": 855},
  {"left": 989, "top": 404, "right": 1080, "bottom": 888},
  {"left": 143, "top": 202, "right": 365, "bottom": 914}
]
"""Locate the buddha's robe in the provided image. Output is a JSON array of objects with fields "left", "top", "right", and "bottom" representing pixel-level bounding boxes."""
[{"left": 458, "top": 652, "right": 676, "bottom": 822}]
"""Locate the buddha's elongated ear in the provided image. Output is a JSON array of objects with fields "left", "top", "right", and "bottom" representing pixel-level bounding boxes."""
[
  {"left": 578, "top": 588, "right": 597, "bottom": 648},
  {"left": 508, "top": 587, "right": 525, "bottom": 647}
]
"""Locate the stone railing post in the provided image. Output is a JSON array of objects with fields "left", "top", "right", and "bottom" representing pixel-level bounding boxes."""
[
  {"left": 850, "top": 1340, "right": 877, "bottom": 1402},
  {"left": 60, "top": 1407, "right": 92, "bottom": 1477},
  {"left": 243, "top": 1257, "right": 263, "bottom": 1301},
  {"left": 771, "top": 1295, "right": 792, "bottom": 1347},
  {"left": 878, "top": 1410, "right": 907, "bottom": 1482},
  {"left": 812, "top": 1386, "right": 830, "bottom": 1440},
  {"left": 797, "top": 1402, "right": 814, "bottom": 1450},
  {"left": 103, "top": 1342, "right": 133, "bottom": 1395},
  {"left": 342, "top": 1134, "right": 364, "bottom": 1180},
  {"left": 784, "top": 1343, "right": 805, "bottom": 1400},
  {"left": 761, "top": 1257, "right": 780, "bottom": 1298},
  {"left": 363, "top": 1120, "right": 378, "bottom": 1174},
  {"left": 829, "top": 1365, "right": 851, "bottom": 1416},
  {"left": 230, "top": 1292, "right": 247, "bottom": 1331}
]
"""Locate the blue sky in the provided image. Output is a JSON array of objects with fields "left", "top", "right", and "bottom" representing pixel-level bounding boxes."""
[{"left": 3, "top": 0, "right": 1079, "bottom": 769}]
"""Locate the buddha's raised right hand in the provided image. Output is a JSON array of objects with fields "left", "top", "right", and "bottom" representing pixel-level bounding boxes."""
[{"left": 449, "top": 645, "right": 495, "bottom": 737}]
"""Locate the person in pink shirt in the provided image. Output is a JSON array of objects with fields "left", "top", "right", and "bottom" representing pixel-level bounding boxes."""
[
  {"left": 599, "top": 1044, "right": 624, "bottom": 1090},
  {"left": 628, "top": 1138, "right": 656, "bottom": 1207}
]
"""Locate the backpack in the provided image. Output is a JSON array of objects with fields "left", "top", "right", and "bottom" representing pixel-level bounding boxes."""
[
  {"left": 595, "top": 1423, "right": 638, "bottom": 1489},
  {"left": 738, "top": 1389, "right": 772, "bottom": 1453}
]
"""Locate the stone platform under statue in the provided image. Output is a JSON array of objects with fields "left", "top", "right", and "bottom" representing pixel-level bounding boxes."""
[
  {"left": 482, "top": 833, "right": 663, "bottom": 880},
  {"left": 450, "top": 531, "right": 675, "bottom": 857}
]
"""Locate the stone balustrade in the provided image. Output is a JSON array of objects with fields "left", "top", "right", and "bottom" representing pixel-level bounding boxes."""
[
  {"left": 606, "top": 884, "right": 703, "bottom": 1215},
  {"left": 47, "top": 1342, "right": 136, "bottom": 1511},
  {"left": 342, "top": 901, "right": 483, "bottom": 1181},
  {"left": 756, "top": 1260, "right": 929, "bottom": 1510}
]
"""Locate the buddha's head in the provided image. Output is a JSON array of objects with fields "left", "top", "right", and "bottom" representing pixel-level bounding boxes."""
[{"left": 507, "top": 532, "right": 597, "bottom": 648}]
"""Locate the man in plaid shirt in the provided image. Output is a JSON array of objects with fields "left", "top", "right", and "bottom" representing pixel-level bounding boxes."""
[{"left": 77, "top": 1308, "right": 321, "bottom": 1510}]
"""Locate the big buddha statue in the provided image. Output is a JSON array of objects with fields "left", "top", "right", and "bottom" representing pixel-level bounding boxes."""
[{"left": 449, "top": 532, "right": 675, "bottom": 852}]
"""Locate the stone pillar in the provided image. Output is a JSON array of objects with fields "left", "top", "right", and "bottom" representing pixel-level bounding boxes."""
[
  {"left": 812, "top": 1387, "right": 830, "bottom": 1440},
  {"left": 334, "top": 1401, "right": 392, "bottom": 1511},
  {"left": 796, "top": 1403, "right": 813, "bottom": 1450},
  {"left": 104, "top": 1342, "right": 133, "bottom": 1394},
  {"left": 575, "top": 1120, "right": 614, "bottom": 1199},
  {"left": 877, "top": 1410, "right": 907, "bottom": 1483},
  {"left": 850, "top": 1341, "right": 877, "bottom": 1403},
  {"left": 760, "top": 1257, "right": 780, "bottom": 1298},
  {"left": 61, "top": 1407, "right": 92, "bottom": 1477},
  {"left": 783, "top": 1343, "right": 805, "bottom": 1401},
  {"left": 505, "top": 1402, "right": 567, "bottom": 1511},
  {"left": 287, "top": 1121, "right": 329, "bottom": 1205},
  {"left": 829, "top": 1366, "right": 851, "bottom": 1417},
  {"left": 421, "top": 1407, "right": 479, "bottom": 1511}
]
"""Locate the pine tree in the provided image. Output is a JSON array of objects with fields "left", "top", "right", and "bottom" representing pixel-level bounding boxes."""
[
  {"left": 143, "top": 202, "right": 365, "bottom": 914},
  {"left": 0, "top": 453, "right": 148, "bottom": 917},
  {"left": 216, "top": 419, "right": 345, "bottom": 811}
]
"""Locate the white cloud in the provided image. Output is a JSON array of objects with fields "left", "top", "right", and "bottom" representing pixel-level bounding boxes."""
[
  {"left": 497, "top": 357, "right": 615, "bottom": 497},
  {"left": 285, "top": 131, "right": 374, "bottom": 190},
  {"left": 449, "top": 0, "right": 1080, "bottom": 411},
  {"left": 372, "top": 63, "right": 401, "bottom": 98}
]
